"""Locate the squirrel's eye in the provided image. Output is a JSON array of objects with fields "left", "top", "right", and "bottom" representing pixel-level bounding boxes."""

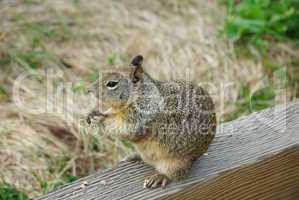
[{"left": 105, "top": 80, "right": 119, "bottom": 90}]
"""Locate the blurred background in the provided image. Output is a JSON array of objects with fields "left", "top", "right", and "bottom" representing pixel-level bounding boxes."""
[{"left": 0, "top": 0, "right": 298, "bottom": 199}]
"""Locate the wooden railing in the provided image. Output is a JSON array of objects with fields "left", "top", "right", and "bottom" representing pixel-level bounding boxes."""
[{"left": 37, "top": 101, "right": 299, "bottom": 200}]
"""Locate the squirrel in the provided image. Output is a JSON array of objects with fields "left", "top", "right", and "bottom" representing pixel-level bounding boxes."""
[{"left": 87, "top": 55, "right": 216, "bottom": 189}]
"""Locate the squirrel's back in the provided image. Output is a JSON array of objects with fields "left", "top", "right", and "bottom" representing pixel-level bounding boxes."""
[{"left": 126, "top": 76, "right": 216, "bottom": 159}]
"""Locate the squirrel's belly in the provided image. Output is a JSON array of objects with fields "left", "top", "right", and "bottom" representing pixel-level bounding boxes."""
[
  {"left": 134, "top": 139, "right": 164, "bottom": 163},
  {"left": 134, "top": 139, "right": 186, "bottom": 175}
]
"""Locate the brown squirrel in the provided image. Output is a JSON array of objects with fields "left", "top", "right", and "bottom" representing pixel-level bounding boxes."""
[{"left": 87, "top": 55, "right": 216, "bottom": 189}]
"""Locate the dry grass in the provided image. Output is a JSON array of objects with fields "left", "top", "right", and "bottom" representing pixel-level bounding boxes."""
[{"left": 0, "top": 0, "right": 296, "bottom": 198}]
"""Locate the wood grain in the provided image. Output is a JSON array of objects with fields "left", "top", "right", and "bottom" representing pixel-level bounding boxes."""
[{"left": 37, "top": 101, "right": 299, "bottom": 200}]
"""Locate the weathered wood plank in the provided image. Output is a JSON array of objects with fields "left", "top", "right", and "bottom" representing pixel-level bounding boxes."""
[
  {"left": 37, "top": 101, "right": 299, "bottom": 200},
  {"left": 163, "top": 146, "right": 298, "bottom": 200}
]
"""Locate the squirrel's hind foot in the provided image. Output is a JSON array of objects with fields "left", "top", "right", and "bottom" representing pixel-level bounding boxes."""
[{"left": 144, "top": 173, "right": 169, "bottom": 189}]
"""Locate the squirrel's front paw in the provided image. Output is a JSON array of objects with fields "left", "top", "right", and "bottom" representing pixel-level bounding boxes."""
[
  {"left": 122, "top": 153, "right": 143, "bottom": 164},
  {"left": 144, "top": 173, "right": 169, "bottom": 189},
  {"left": 86, "top": 111, "right": 105, "bottom": 125}
]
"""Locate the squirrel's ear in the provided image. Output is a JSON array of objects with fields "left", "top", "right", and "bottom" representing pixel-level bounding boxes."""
[
  {"left": 130, "top": 55, "right": 144, "bottom": 83},
  {"left": 131, "top": 55, "right": 143, "bottom": 67}
]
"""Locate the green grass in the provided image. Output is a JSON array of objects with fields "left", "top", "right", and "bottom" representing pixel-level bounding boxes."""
[
  {"left": 72, "top": 80, "right": 88, "bottom": 94},
  {"left": 0, "top": 54, "right": 11, "bottom": 66},
  {"left": 0, "top": 85, "right": 7, "bottom": 101},
  {"left": 22, "top": 12, "right": 75, "bottom": 47},
  {"left": 37, "top": 175, "right": 77, "bottom": 195},
  {"left": 0, "top": 183, "right": 29, "bottom": 200},
  {"left": 0, "top": 85, "right": 7, "bottom": 95},
  {"left": 225, "top": 84, "right": 276, "bottom": 121},
  {"left": 12, "top": 50, "right": 49, "bottom": 69},
  {"left": 0, "top": 11, "right": 76, "bottom": 76},
  {"left": 106, "top": 53, "right": 119, "bottom": 66},
  {"left": 220, "top": 0, "right": 299, "bottom": 121},
  {"left": 33, "top": 153, "right": 78, "bottom": 194},
  {"left": 3, "top": 50, "right": 54, "bottom": 81},
  {"left": 221, "top": 0, "right": 299, "bottom": 50}
]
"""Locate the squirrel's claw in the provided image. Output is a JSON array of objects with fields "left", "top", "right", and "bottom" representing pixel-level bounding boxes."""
[{"left": 143, "top": 173, "right": 169, "bottom": 189}]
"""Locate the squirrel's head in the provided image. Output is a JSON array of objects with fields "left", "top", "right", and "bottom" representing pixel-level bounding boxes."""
[{"left": 88, "top": 55, "right": 145, "bottom": 114}]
